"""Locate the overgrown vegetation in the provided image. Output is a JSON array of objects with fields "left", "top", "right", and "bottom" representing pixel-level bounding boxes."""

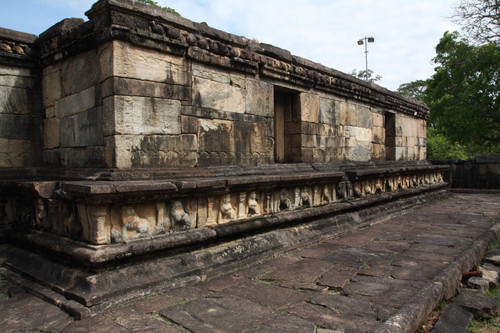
[
  {"left": 397, "top": 0, "right": 500, "bottom": 160},
  {"left": 138, "top": 0, "right": 180, "bottom": 16}
]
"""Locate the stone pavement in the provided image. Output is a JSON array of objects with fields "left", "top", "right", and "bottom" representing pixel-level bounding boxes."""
[{"left": 0, "top": 193, "right": 499, "bottom": 333}]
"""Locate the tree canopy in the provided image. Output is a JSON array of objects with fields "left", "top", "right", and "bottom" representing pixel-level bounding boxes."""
[
  {"left": 138, "top": 0, "right": 180, "bottom": 16},
  {"left": 397, "top": 31, "right": 500, "bottom": 159},
  {"left": 349, "top": 69, "right": 381, "bottom": 83},
  {"left": 452, "top": 0, "right": 500, "bottom": 45},
  {"left": 426, "top": 31, "right": 500, "bottom": 148}
]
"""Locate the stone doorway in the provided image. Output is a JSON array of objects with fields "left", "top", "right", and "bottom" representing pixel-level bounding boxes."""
[
  {"left": 274, "top": 88, "right": 300, "bottom": 163},
  {"left": 385, "top": 112, "right": 396, "bottom": 160}
]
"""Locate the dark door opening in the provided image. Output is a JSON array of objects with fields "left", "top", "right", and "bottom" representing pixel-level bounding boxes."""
[
  {"left": 385, "top": 112, "right": 396, "bottom": 160},
  {"left": 274, "top": 88, "right": 300, "bottom": 163}
]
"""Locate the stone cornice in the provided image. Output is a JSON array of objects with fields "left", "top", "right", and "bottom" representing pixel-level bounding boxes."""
[{"left": 0, "top": 27, "right": 38, "bottom": 68}]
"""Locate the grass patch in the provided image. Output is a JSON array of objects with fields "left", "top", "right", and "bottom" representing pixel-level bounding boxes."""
[{"left": 467, "top": 284, "right": 500, "bottom": 332}]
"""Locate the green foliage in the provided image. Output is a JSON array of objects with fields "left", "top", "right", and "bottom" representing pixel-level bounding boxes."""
[
  {"left": 350, "top": 69, "right": 381, "bottom": 83},
  {"left": 396, "top": 79, "right": 428, "bottom": 102},
  {"left": 426, "top": 127, "right": 471, "bottom": 160},
  {"left": 425, "top": 31, "right": 500, "bottom": 151},
  {"left": 138, "top": 0, "right": 180, "bottom": 16}
]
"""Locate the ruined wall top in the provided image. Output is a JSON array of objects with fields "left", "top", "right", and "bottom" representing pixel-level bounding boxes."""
[
  {"left": 0, "top": 27, "right": 38, "bottom": 68},
  {"left": 36, "top": 0, "right": 429, "bottom": 120}
]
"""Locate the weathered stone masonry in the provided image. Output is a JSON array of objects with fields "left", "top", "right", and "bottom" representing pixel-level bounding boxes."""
[{"left": 0, "top": 0, "right": 448, "bottom": 311}]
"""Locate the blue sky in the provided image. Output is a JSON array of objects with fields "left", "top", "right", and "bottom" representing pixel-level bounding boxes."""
[{"left": 0, "top": 0, "right": 460, "bottom": 91}]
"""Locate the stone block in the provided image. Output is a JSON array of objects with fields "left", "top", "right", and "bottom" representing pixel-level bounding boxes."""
[
  {"left": 110, "top": 96, "right": 181, "bottom": 135},
  {"left": 319, "top": 124, "right": 334, "bottom": 136},
  {"left": 395, "top": 147, "right": 406, "bottom": 161},
  {"left": 0, "top": 113, "right": 41, "bottom": 141},
  {"left": 356, "top": 105, "right": 373, "bottom": 129},
  {"left": 59, "top": 107, "right": 104, "bottom": 147},
  {"left": 42, "top": 65, "right": 62, "bottom": 108},
  {"left": 199, "top": 119, "right": 233, "bottom": 154},
  {"left": 346, "top": 137, "right": 357, "bottom": 148},
  {"left": 319, "top": 98, "right": 335, "bottom": 124},
  {"left": 406, "top": 136, "right": 418, "bottom": 147},
  {"left": 373, "top": 112, "right": 384, "bottom": 127},
  {"left": 346, "top": 104, "right": 357, "bottom": 126},
  {"left": 396, "top": 137, "right": 404, "bottom": 147},
  {"left": 45, "top": 107, "right": 56, "bottom": 119},
  {"left": 0, "top": 86, "right": 34, "bottom": 115},
  {"left": 98, "top": 42, "right": 113, "bottom": 82},
  {"left": 111, "top": 135, "right": 197, "bottom": 168},
  {"left": 351, "top": 127, "right": 372, "bottom": 142},
  {"left": 334, "top": 100, "right": 348, "bottom": 126},
  {"left": 372, "top": 144, "right": 385, "bottom": 160},
  {"left": 246, "top": 79, "right": 273, "bottom": 117},
  {"left": 0, "top": 64, "right": 31, "bottom": 77},
  {"left": 193, "top": 62, "right": 246, "bottom": 86},
  {"left": 455, "top": 291, "right": 499, "bottom": 318},
  {"left": 349, "top": 141, "right": 372, "bottom": 162},
  {"left": 432, "top": 303, "right": 473, "bottom": 333},
  {"left": 193, "top": 76, "right": 246, "bottom": 113},
  {"left": 182, "top": 115, "right": 199, "bottom": 134},
  {"left": 112, "top": 41, "right": 190, "bottom": 85},
  {"left": 44, "top": 118, "right": 60, "bottom": 149},
  {"left": 0, "top": 74, "right": 37, "bottom": 89},
  {"left": 479, "top": 266, "right": 499, "bottom": 285},
  {"left": 0, "top": 138, "right": 39, "bottom": 167},
  {"left": 101, "top": 77, "right": 191, "bottom": 101},
  {"left": 55, "top": 86, "right": 97, "bottom": 118},
  {"left": 301, "top": 147, "right": 313, "bottom": 162},
  {"left": 301, "top": 134, "right": 316, "bottom": 148},
  {"left": 372, "top": 127, "right": 385, "bottom": 144},
  {"left": 61, "top": 49, "right": 99, "bottom": 96},
  {"left": 300, "top": 93, "right": 319, "bottom": 123},
  {"left": 235, "top": 121, "right": 273, "bottom": 157},
  {"left": 43, "top": 146, "right": 106, "bottom": 168}
]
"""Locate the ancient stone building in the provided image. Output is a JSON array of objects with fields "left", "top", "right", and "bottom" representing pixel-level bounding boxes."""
[{"left": 0, "top": 0, "right": 447, "bottom": 315}]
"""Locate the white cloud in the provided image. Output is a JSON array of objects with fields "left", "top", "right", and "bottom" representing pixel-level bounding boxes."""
[{"left": 163, "top": 0, "right": 460, "bottom": 90}]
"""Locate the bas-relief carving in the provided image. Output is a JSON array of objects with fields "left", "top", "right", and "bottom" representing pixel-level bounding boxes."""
[
  {"left": 247, "top": 191, "right": 261, "bottom": 216},
  {"left": 279, "top": 189, "right": 292, "bottom": 212},
  {"left": 171, "top": 200, "right": 191, "bottom": 230},
  {"left": 219, "top": 194, "right": 236, "bottom": 223},
  {"left": 49, "top": 171, "right": 446, "bottom": 244},
  {"left": 300, "top": 189, "right": 311, "bottom": 208}
]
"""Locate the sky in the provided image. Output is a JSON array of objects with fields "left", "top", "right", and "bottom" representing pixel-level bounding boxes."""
[{"left": 0, "top": 0, "right": 460, "bottom": 91}]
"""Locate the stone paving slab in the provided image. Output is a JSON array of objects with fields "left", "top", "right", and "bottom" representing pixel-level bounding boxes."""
[{"left": 0, "top": 193, "right": 499, "bottom": 332}]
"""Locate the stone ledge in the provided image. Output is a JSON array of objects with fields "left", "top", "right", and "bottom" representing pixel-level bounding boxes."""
[
  {"left": 3, "top": 187, "right": 450, "bottom": 310},
  {"left": 10, "top": 183, "right": 448, "bottom": 267}
]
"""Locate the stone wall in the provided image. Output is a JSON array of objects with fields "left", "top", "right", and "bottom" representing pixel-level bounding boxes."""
[
  {"left": 432, "top": 155, "right": 500, "bottom": 189},
  {"left": 30, "top": 0, "right": 429, "bottom": 169},
  {"left": 0, "top": 28, "right": 41, "bottom": 168}
]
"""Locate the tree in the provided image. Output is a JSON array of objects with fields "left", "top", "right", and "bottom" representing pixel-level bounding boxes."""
[
  {"left": 396, "top": 80, "right": 428, "bottom": 102},
  {"left": 138, "top": 0, "right": 180, "bottom": 16},
  {"left": 426, "top": 127, "right": 470, "bottom": 160},
  {"left": 350, "top": 69, "right": 381, "bottom": 83},
  {"left": 425, "top": 31, "right": 500, "bottom": 150},
  {"left": 452, "top": 0, "right": 500, "bottom": 45}
]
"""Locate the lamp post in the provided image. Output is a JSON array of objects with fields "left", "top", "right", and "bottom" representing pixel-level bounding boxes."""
[{"left": 357, "top": 36, "right": 375, "bottom": 81}]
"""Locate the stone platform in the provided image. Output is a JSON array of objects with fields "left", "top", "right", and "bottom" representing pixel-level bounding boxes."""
[{"left": 1, "top": 192, "right": 498, "bottom": 332}]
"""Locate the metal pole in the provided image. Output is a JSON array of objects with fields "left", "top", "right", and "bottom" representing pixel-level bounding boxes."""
[{"left": 364, "top": 37, "right": 368, "bottom": 78}]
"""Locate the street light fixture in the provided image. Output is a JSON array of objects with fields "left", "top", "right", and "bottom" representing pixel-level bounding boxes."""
[{"left": 357, "top": 36, "right": 375, "bottom": 81}]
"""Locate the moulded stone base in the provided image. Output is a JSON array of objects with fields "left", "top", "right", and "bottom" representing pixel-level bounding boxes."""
[{"left": 2, "top": 186, "right": 450, "bottom": 313}]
